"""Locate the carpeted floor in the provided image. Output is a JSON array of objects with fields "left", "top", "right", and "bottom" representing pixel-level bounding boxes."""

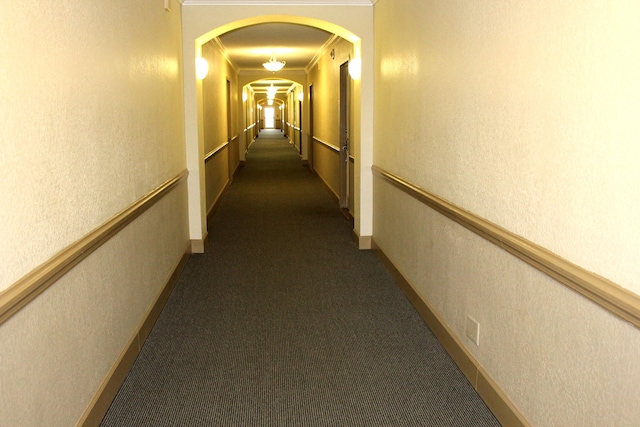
[{"left": 100, "top": 130, "right": 500, "bottom": 426}]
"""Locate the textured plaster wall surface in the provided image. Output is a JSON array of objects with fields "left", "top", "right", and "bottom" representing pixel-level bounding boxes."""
[
  {"left": 308, "top": 38, "right": 353, "bottom": 148},
  {"left": 202, "top": 41, "right": 239, "bottom": 213},
  {"left": 0, "top": 185, "right": 189, "bottom": 426},
  {"left": 0, "top": 0, "right": 188, "bottom": 425},
  {"left": 373, "top": 0, "right": 640, "bottom": 425},
  {"left": 307, "top": 38, "right": 355, "bottom": 201},
  {"left": 0, "top": 0, "right": 187, "bottom": 292}
]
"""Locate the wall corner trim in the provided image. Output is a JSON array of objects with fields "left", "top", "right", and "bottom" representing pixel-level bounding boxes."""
[
  {"left": 190, "top": 232, "right": 209, "bottom": 254},
  {"left": 372, "top": 165, "right": 640, "bottom": 330},
  {"left": 352, "top": 230, "right": 372, "bottom": 249},
  {"left": 372, "top": 239, "right": 530, "bottom": 427},
  {"left": 0, "top": 170, "right": 188, "bottom": 326}
]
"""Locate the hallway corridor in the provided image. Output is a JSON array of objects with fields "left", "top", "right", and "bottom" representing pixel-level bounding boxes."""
[{"left": 100, "top": 130, "right": 499, "bottom": 426}]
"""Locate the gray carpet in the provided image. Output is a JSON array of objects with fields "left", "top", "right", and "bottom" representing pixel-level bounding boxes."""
[{"left": 101, "top": 130, "right": 500, "bottom": 426}]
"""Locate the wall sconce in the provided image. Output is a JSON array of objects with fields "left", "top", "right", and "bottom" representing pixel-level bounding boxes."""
[
  {"left": 196, "top": 57, "right": 209, "bottom": 80},
  {"left": 348, "top": 58, "right": 361, "bottom": 80},
  {"left": 298, "top": 91, "right": 304, "bottom": 102},
  {"left": 242, "top": 92, "right": 248, "bottom": 102}
]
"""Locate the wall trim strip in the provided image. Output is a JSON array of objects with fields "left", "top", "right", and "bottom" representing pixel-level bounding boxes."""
[
  {"left": 372, "top": 239, "right": 530, "bottom": 427},
  {"left": 312, "top": 136, "right": 339, "bottom": 153},
  {"left": 372, "top": 165, "right": 640, "bottom": 329},
  {"left": 204, "top": 142, "right": 228, "bottom": 162},
  {"left": 78, "top": 245, "right": 191, "bottom": 426},
  {"left": 0, "top": 170, "right": 189, "bottom": 325}
]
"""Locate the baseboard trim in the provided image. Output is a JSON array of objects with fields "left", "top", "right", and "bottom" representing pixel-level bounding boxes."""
[
  {"left": 372, "top": 165, "right": 640, "bottom": 330},
  {"left": 352, "top": 230, "right": 372, "bottom": 250},
  {"left": 314, "top": 170, "right": 339, "bottom": 205},
  {"left": 78, "top": 246, "right": 191, "bottom": 426},
  {"left": 0, "top": 170, "right": 188, "bottom": 326},
  {"left": 207, "top": 181, "right": 230, "bottom": 219},
  {"left": 372, "top": 239, "right": 530, "bottom": 427},
  {"left": 190, "top": 231, "right": 208, "bottom": 254}
]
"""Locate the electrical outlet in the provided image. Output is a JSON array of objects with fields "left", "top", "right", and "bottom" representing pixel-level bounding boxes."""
[{"left": 466, "top": 316, "right": 480, "bottom": 346}]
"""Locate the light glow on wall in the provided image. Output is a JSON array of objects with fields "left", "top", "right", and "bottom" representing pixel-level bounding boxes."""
[
  {"left": 380, "top": 53, "right": 418, "bottom": 77},
  {"left": 348, "top": 58, "right": 362, "bottom": 80},
  {"left": 196, "top": 57, "right": 209, "bottom": 80}
]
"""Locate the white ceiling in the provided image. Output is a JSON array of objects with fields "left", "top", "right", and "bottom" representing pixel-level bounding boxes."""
[
  {"left": 217, "top": 22, "right": 334, "bottom": 96},
  {"left": 201, "top": 0, "right": 374, "bottom": 96},
  {"left": 218, "top": 23, "right": 332, "bottom": 70}
]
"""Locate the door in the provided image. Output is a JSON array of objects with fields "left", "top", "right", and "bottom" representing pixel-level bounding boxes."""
[
  {"left": 339, "top": 62, "right": 350, "bottom": 210},
  {"left": 226, "top": 79, "right": 233, "bottom": 182},
  {"left": 309, "top": 84, "right": 314, "bottom": 171},
  {"left": 298, "top": 99, "right": 303, "bottom": 155}
]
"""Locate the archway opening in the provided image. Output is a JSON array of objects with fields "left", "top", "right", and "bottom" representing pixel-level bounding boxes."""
[{"left": 183, "top": 11, "right": 370, "bottom": 251}]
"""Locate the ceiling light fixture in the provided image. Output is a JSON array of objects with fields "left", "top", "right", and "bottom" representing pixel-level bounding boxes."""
[
  {"left": 266, "top": 83, "right": 278, "bottom": 99},
  {"left": 263, "top": 54, "right": 285, "bottom": 72}
]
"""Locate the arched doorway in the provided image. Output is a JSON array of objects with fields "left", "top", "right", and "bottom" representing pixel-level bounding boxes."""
[{"left": 182, "top": 9, "right": 373, "bottom": 251}]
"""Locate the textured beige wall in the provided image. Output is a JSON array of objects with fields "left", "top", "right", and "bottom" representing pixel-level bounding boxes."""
[
  {"left": 307, "top": 38, "right": 355, "bottom": 201},
  {"left": 312, "top": 143, "right": 340, "bottom": 198},
  {"left": 0, "top": 1, "right": 188, "bottom": 425},
  {"left": 202, "top": 40, "right": 240, "bottom": 213},
  {"left": 0, "top": 1, "right": 186, "bottom": 291},
  {"left": 308, "top": 38, "right": 354, "bottom": 148},
  {"left": 0, "top": 186, "right": 189, "bottom": 426},
  {"left": 373, "top": 0, "right": 640, "bottom": 425}
]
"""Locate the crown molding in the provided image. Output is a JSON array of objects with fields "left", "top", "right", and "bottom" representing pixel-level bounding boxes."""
[
  {"left": 305, "top": 34, "right": 341, "bottom": 73},
  {"left": 181, "top": 0, "right": 373, "bottom": 5},
  {"left": 210, "top": 37, "right": 240, "bottom": 73},
  {"left": 239, "top": 69, "right": 307, "bottom": 76}
]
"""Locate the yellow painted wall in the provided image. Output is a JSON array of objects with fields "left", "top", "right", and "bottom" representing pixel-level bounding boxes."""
[
  {"left": 201, "top": 40, "right": 239, "bottom": 214},
  {"left": 0, "top": 1, "right": 188, "bottom": 425},
  {"left": 307, "top": 38, "right": 355, "bottom": 201},
  {"left": 373, "top": 0, "right": 640, "bottom": 425}
]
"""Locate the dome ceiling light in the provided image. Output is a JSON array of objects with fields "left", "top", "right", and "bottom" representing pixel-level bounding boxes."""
[{"left": 263, "top": 53, "right": 286, "bottom": 72}]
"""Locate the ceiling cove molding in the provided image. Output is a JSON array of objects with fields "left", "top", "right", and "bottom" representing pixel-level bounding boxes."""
[
  {"left": 211, "top": 37, "right": 240, "bottom": 72},
  {"left": 306, "top": 34, "right": 341, "bottom": 73},
  {"left": 181, "top": 0, "right": 374, "bottom": 6},
  {"left": 239, "top": 69, "right": 307, "bottom": 76}
]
